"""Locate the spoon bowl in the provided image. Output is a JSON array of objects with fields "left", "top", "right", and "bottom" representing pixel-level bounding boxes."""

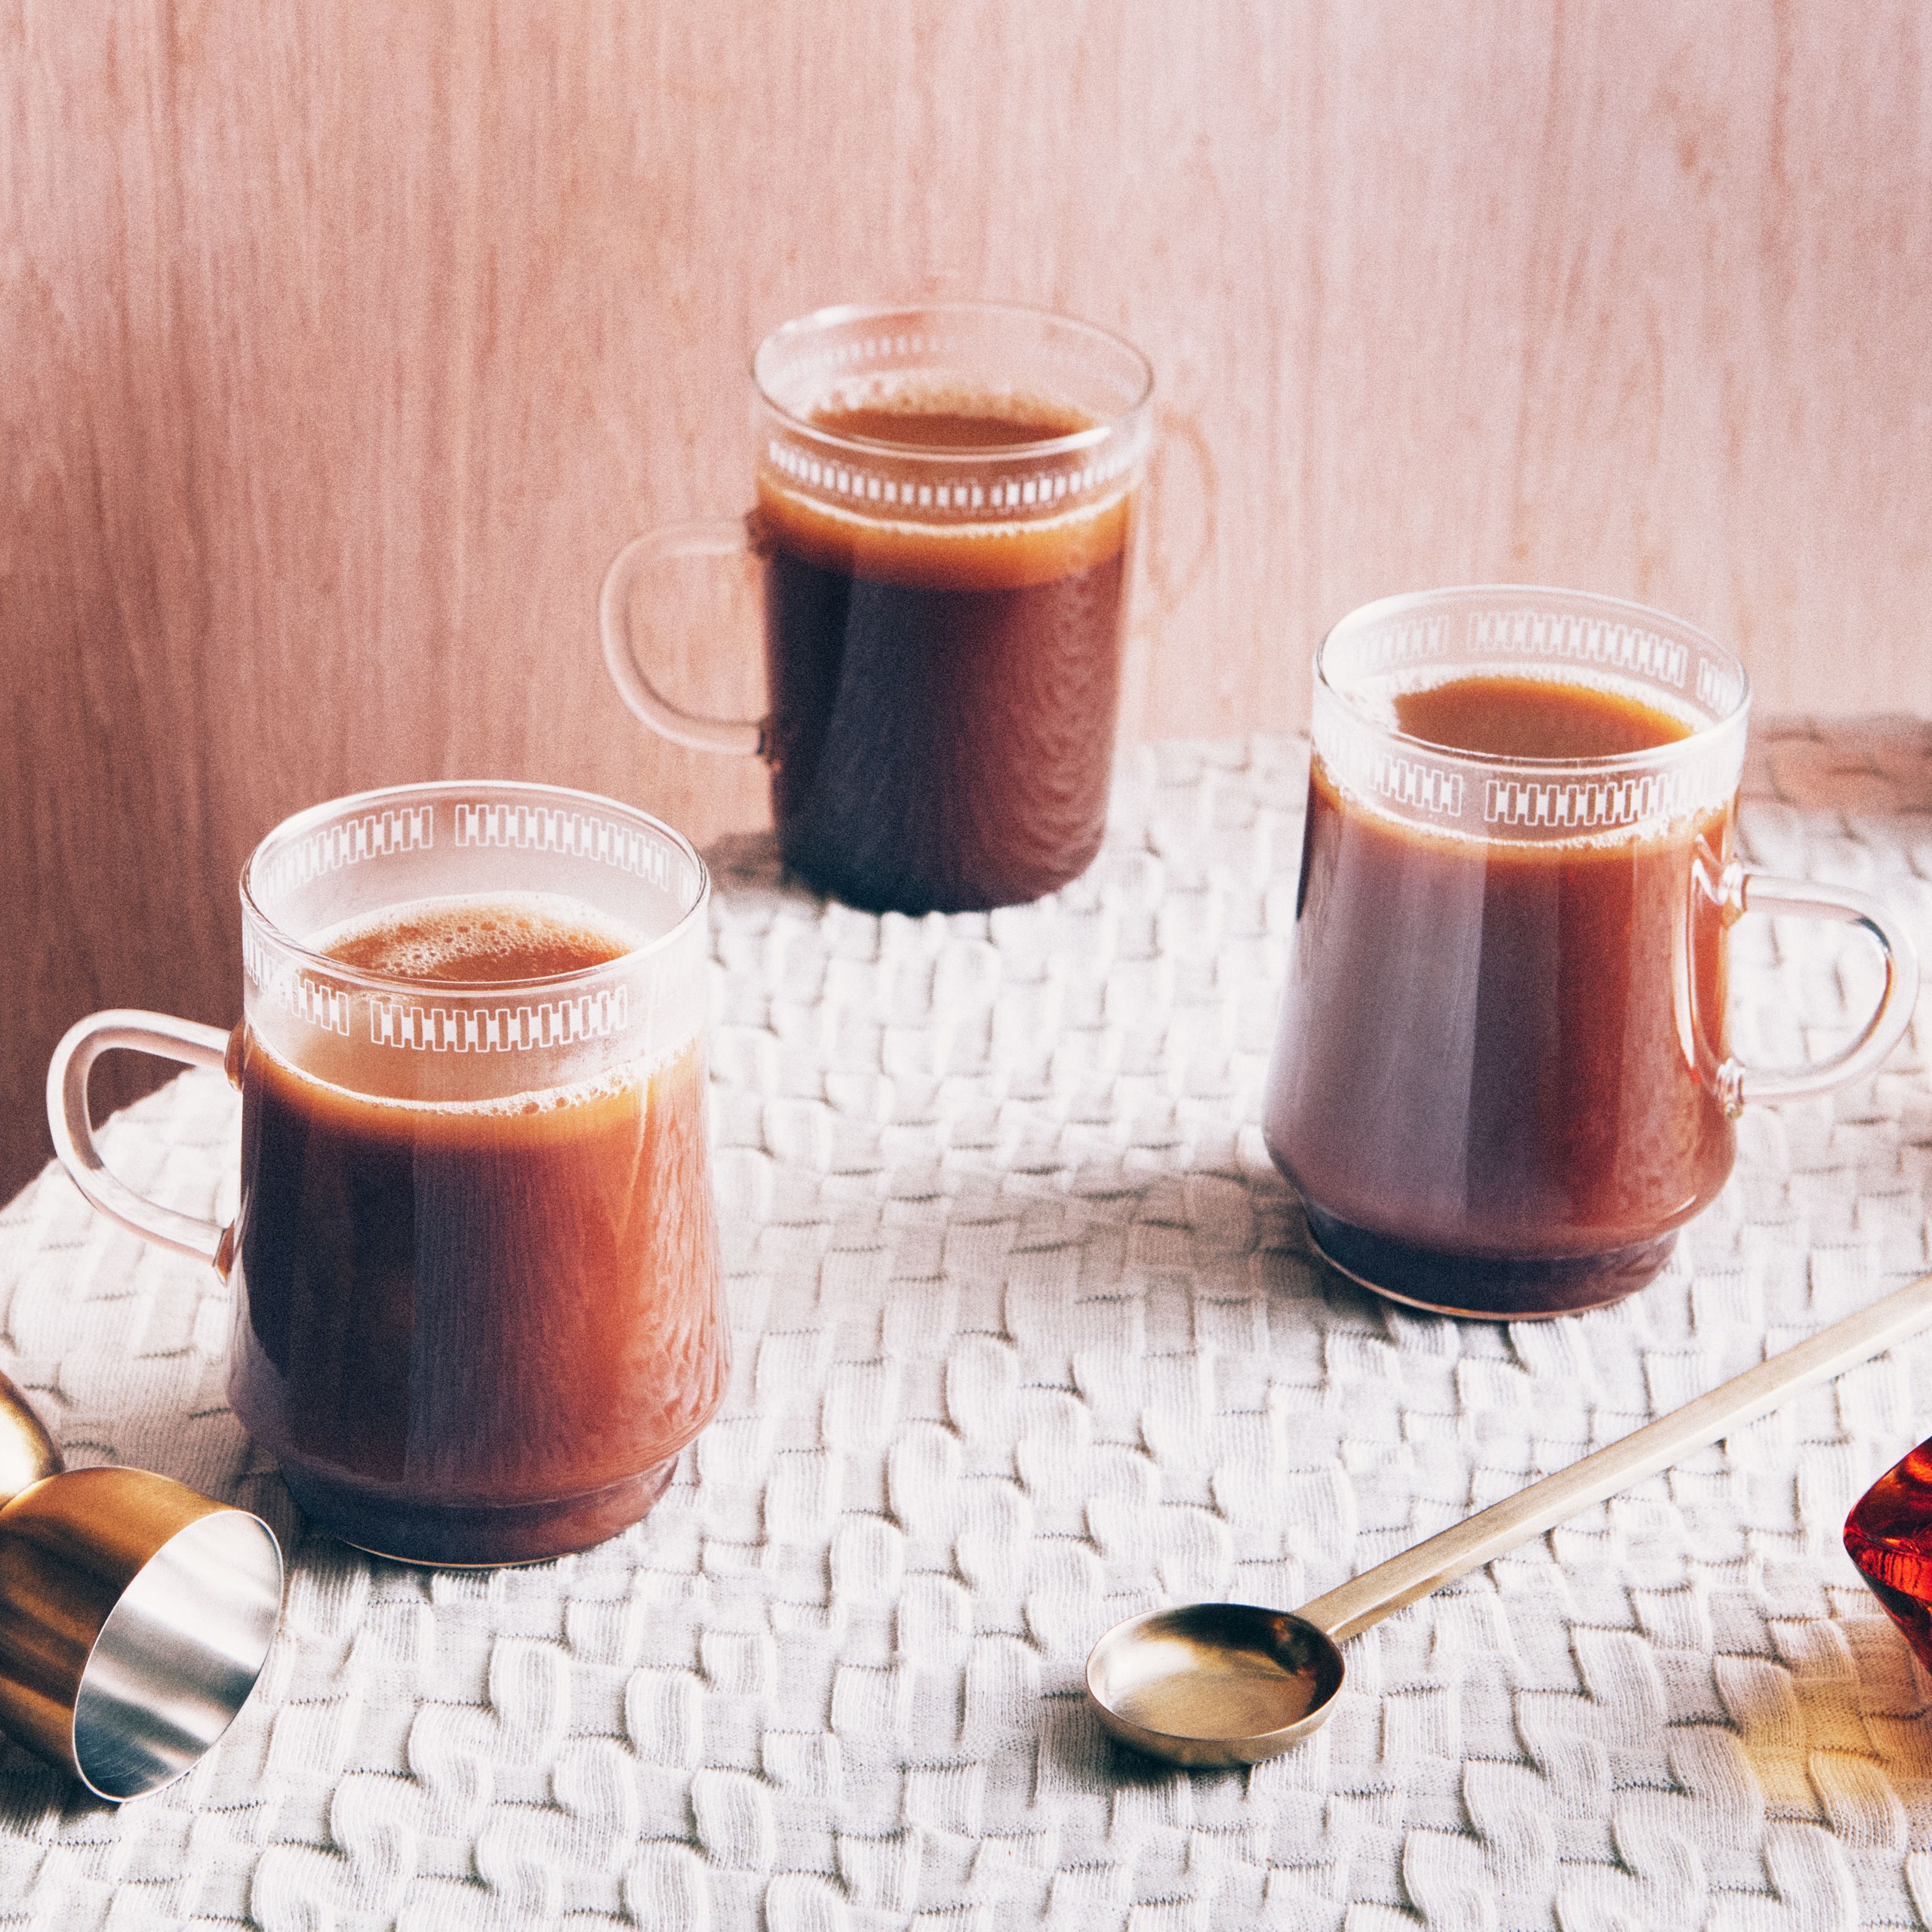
[{"left": 1085, "top": 1604, "right": 1344, "bottom": 1767}]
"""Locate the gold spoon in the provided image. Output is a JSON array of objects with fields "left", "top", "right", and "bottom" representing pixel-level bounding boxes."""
[{"left": 1086, "top": 1270, "right": 1932, "bottom": 1768}]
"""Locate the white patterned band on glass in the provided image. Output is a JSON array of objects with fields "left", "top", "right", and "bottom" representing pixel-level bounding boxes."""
[
  {"left": 1467, "top": 607, "right": 1689, "bottom": 688},
  {"left": 1697, "top": 654, "right": 1746, "bottom": 715},
  {"left": 1347, "top": 612, "right": 1452, "bottom": 678},
  {"left": 1485, "top": 771, "right": 1694, "bottom": 829},
  {"left": 1317, "top": 731, "right": 1742, "bottom": 838},
  {"left": 294, "top": 978, "right": 352, "bottom": 1037},
  {"left": 244, "top": 937, "right": 640, "bottom": 1053},
  {"left": 367, "top": 989, "right": 631, "bottom": 1054},
  {"left": 762, "top": 433, "right": 1140, "bottom": 519},
  {"left": 453, "top": 802, "right": 700, "bottom": 900},
  {"left": 254, "top": 805, "right": 435, "bottom": 903},
  {"left": 243, "top": 934, "right": 354, "bottom": 1036},
  {"left": 1315, "top": 589, "right": 1749, "bottom": 841},
  {"left": 1313, "top": 709, "right": 1468, "bottom": 825},
  {"left": 1313, "top": 687, "right": 1744, "bottom": 840},
  {"left": 778, "top": 328, "right": 973, "bottom": 385}
]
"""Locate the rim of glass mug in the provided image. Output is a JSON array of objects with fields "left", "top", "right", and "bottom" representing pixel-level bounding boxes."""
[
  {"left": 602, "top": 299, "right": 1158, "bottom": 760},
  {"left": 237, "top": 778, "right": 712, "bottom": 1109},
  {"left": 48, "top": 779, "right": 714, "bottom": 1269},
  {"left": 749, "top": 299, "right": 1156, "bottom": 525},
  {"left": 238, "top": 777, "right": 709, "bottom": 993},
  {"left": 1312, "top": 585, "right": 1752, "bottom": 845}
]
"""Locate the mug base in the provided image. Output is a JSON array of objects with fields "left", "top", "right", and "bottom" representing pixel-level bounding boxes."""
[
  {"left": 1303, "top": 1205, "right": 1676, "bottom": 1320},
  {"left": 278, "top": 1457, "right": 678, "bottom": 1567}
]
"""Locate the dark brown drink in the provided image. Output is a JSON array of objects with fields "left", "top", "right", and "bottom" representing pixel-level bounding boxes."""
[
  {"left": 756, "top": 394, "right": 1136, "bottom": 913},
  {"left": 1264, "top": 675, "right": 1735, "bottom": 1316},
  {"left": 230, "top": 897, "right": 725, "bottom": 1563}
]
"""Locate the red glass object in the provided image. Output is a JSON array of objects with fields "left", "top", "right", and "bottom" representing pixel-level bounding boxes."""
[{"left": 1845, "top": 1437, "right": 1932, "bottom": 1671}]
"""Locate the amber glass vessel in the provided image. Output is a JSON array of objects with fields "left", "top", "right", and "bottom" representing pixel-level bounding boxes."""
[{"left": 1846, "top": 1438, "right": 1932, "bottom": 1671}]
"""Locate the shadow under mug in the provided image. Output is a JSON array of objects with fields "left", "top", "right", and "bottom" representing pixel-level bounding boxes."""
[
  {"left": 601, "top": 300, "right": 1155, "bottom": 915},
  {"left": 1263, "top": 587, "right": 1921, "bottom": 1319},
  {"left": 48, "top": 782, "right": 728, "bottom": 1565}
]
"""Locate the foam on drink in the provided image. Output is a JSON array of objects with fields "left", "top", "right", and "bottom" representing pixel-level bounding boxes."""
[{"left": 315, "top": 891, "right": 641, "bottom": 983}]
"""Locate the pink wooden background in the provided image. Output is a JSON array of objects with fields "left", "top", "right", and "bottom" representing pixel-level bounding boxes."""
[{"left": 4, "top": 2, "right": 1929, "bottom": 1200}]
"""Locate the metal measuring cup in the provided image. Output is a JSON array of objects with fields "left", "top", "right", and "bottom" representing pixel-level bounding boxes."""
[{"left": 0, "top": 1370, "right": 282, "bottom": 1800}]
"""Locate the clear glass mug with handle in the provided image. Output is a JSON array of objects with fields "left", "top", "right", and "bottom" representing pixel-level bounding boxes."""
[
  {"left": 1263, "top": 586, "right": 1921, "bottom": 1319},
  {"left": 600, "top": 299, "right": 1155, "bottom": 915},
  {"left": 48, "top": 781, "right": 728, "bottom": 1564}
]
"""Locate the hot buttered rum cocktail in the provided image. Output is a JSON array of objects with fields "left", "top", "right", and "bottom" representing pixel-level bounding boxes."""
[
  {"left": 48, "top": 782, "right": 728, "bottom": 1567},
  {"left": 1269, "top": 664, "right": 1734, "bottom": 1315},
  {"left": 233, "top": 890, "right": 722, "bottom": 1564},
  {"left": 756, "top": 386, "right": 1134, "bottom": 913},
  {"left": 1263, "top": 588, "right": 1918, "bottom": 1320},
  {"left": 601, "top": 301, "right": 1155, "bottom": 915}
]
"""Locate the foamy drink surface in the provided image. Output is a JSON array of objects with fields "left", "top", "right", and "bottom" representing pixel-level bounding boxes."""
[{"left": 318, "top": 892, "right": 638, "bottom": 983}]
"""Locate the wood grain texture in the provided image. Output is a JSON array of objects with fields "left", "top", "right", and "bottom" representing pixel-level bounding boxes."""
[{"left": 5, "top": 0, "right": 1930, "bottom": 1202}]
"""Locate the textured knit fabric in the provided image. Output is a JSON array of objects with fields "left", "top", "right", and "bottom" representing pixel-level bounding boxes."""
[{"left": 2, "top": 719, "right": 1930, "bottom": 1930}]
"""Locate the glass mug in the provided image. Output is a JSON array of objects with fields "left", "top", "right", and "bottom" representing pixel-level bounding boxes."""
[
  {"left": 48, "top": 782, "right": 728, "bottom": 1565},
  {"left": 601, "top": 300, "right": 1155, "bottom": 915},
  {"left": 1264, "top": 586, "right": 1920, "bottom": 1320}
]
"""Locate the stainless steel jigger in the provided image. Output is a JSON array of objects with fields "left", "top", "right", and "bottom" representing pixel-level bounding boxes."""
[
  {"left": 1088, "top": 1270, "right": 1932, "bottom": 1768},
  {"left": 0, "top": 1370, "right": 282, "bottom": 1800}
]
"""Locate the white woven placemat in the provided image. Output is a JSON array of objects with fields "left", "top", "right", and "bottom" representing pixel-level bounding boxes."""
[{"left": 2, "top": 721, "right": 1930, "bottom": 1932}]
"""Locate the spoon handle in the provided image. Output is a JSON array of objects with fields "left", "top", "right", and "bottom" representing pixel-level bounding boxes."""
[{"left": 1297, "top": 1271, "right": 1932, "bottom": 1644}]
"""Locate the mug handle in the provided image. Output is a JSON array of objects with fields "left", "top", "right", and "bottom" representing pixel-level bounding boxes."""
[
  {"left": 598, "top": 517, "right": 767, "bottom": 756},
  {"left": 46, "top": 1011, "right": 235, "bottom": 1271},
  {"left": 1717, "top": 865, "right": 1921, "bottom": 1114}
]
